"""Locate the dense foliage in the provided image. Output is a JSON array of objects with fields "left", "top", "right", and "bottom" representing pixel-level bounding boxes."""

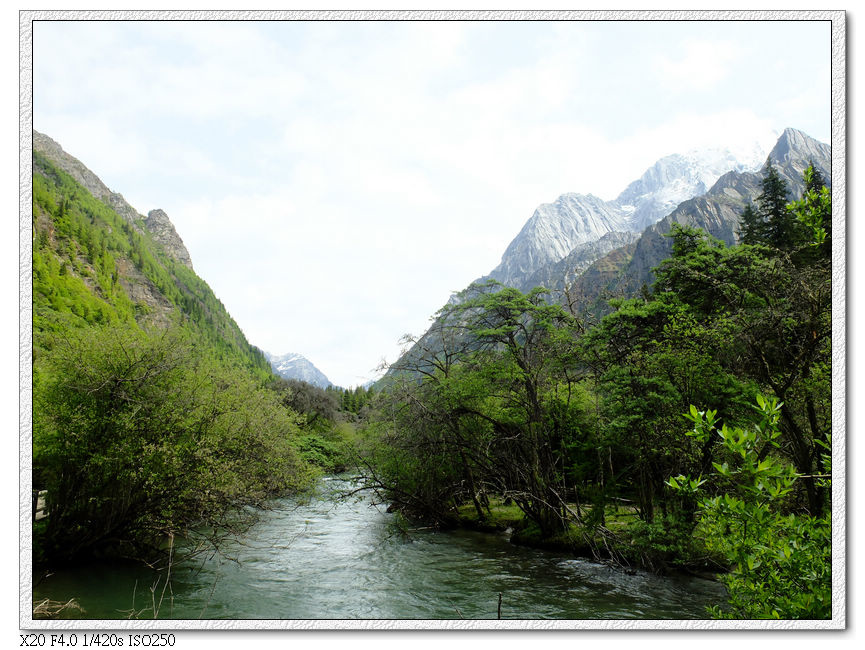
[
  {"left": 34, "top": 325, "right": 315, "bottom": 565},
  {"left": 268, "top": 378, "right": 359, "bottom": 472},
  {"left": 32, "top": 151, "right": 271, "bottom": 377},
  {"left": 669, "top": 397, "right": 831, "bottom": 618},
  {"left": 31, "top": 153, "right": 329, "bottom": 567},
  {"left": 364, "top": 164, "right": 833, "bottom": 619}
]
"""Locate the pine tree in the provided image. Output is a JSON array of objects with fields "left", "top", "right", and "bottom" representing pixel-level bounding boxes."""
[
  {"left": 804, "top": 160, "right": 826, "bottom": 194},
  {"left": 756, "top": 162, "right": 795, "bottom": 250},
  {"left": 738, "top": 202, "right": 763, "bottom": 245}
]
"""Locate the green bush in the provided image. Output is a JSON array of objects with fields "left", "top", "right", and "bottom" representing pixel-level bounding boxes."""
[
  {"left": 669, "top": 397, "right": 832, "bottom": 619},
  {"left": 296, "top": 433, "right": 350, "bottom": 472},
  {"left": 33, "top": 324, "right": 315, "bottom": 566},
  {"left": 625, "top": 514, "right": 717, "bottom": 573}
]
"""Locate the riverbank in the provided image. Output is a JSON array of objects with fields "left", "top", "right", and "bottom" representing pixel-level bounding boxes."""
[
  {"left": 450, "top": 499, "right": 728, "bottom": 579},
  {"left": 32, "top": 476, "right": 729, "bottom": 620}
]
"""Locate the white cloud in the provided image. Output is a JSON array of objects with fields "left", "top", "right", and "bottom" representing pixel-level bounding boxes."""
[
  {"left": 653, "top": 39, "right": 742, "bottom": 92},
  {"left": 31, "top": 19, "right": 832, "bottom": 387}
]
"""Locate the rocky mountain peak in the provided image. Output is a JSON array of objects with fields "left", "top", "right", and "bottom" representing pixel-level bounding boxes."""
[
  {"left": 564, "top": 127, "right": 832, "bottom": 312},
  {"left": 145, "top": 209, "right": 194, "bottom": 269},
  {"left": 34, "top": 130, "right": 195, "bottom": 270},
  {"left": 766, "top": 128, "right": 831, "bottom": 178},
  {"left": 614, "top": 146, "right": 765, "bottom": 232},
  {"left": 487, "top": 192, "right": 629, "bottom": 288},
  {"left": 486, "top": 140, "right": 767, "bottom": 290},
  {"left": 265, "top": 351, "right": 332, "bottom": 388},
  {"left": 33, "top": 131, "right": 143, "bottom": 227}
]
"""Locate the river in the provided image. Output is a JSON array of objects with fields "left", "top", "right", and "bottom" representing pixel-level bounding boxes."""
[{"left": 33, "top": 476, "right": 726, "bottom": 620}]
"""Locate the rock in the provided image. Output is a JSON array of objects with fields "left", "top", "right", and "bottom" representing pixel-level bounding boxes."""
[{"left": 144, "top": 209, "right": 194, "bottom": 269}]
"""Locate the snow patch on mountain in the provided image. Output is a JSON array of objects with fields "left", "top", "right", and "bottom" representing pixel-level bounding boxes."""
[
  {"left": 487, "top": 142, "right": 767, "bottom": 289},
  {"left": 615, "top": 147, "right": 765, "bottom": 231},
  {"left": 264, "top": 351, "right": 332, "bottom": 388}
]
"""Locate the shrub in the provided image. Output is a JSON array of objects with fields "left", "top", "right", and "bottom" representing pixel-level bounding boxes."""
[{"left": 33, "top": 324, "right": 315, "bottom": 566}]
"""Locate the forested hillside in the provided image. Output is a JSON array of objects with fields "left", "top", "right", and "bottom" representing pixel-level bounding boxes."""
[
  {"left": 32, "top": 140, "right": 270, "bottom": 376},
  {"left": 364, "top": 161, "right": 833, "bottom": 619},
  {"left": 30, "top": 135, "right": 323, "bottom": 569}
]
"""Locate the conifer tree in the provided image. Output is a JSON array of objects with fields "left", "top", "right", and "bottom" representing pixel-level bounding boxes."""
[
  {"left": 804, "top": 160, "right": 826, "bottom": 194},
  {"left": 756, "top": 161, "right": 796, "bottom": 250},
  {"left": 737, "top": 202, "right": 763, "bottom": 245}
]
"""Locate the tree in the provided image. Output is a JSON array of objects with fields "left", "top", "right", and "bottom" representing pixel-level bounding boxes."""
[
  {"left": 580, "top": 292, "right": 753, "bottom": 524},
  {"left": 370, "top": 281, "right": 590, "bottom": 537},
  {"left": 756, "top": 162, "right": 798, "bottom": 251},
  {"left": 788, "top": 164, "right": 832, "bottom": 261},
  {"left": 654, "top": 215, "right": 831, "bottom": 516},
  {"left": 269, "top": 377, "right": 339, "bottom": 428},
  {"left": 438, "top": 281, "right": 586, "bottom": 535},
  {"left": 375, "top": 312, "right": 496, "bottom": 523},
  {"left": 737, "top": 202, "right": 764, "bottom": 245},
  {"left": 668, "top": 396, "right": 831, "bottom": 619},
  {"left": 33, "top": 324, "right": 315, "bottom": 566}
]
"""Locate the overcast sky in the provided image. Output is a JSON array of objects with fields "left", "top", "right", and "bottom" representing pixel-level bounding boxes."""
[{"left": 31, "top": 18, "right": 832, "bottom": 387}]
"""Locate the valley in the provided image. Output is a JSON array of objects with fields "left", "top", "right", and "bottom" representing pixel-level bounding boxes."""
[{"left": 29, "top": 126, "right": 833, "bottom": 623}]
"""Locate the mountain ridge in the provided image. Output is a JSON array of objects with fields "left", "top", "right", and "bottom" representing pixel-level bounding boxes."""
[
  {"left": 484, "top": 142, "right": 768, "bottom": 292},
  {"left": 564, "top": 127, "right": 831, "bottom": 316},
  {"left": 264, "top": 351, "right": 333, "bottom": 388},
  {"left": 32, "top": 130, "right": 270, "bottom": 377},
  {"left": 382, "top": 127, "right": 829, "bottom": 384},
  {"left": 33, "top": 131, "right": 195, "bottom": 270}
]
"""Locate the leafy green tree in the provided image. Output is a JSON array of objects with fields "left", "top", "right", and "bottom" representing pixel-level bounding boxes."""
[
  {"left": 367, "top": 304, "right": 499, "bottom": 524},
  {"left": 270, "top": 377, "right": 340, "bottom": 428},
  {"left": 361, "top": 363, "right": 494, "bottom": 526},
  {"left": 33, "top": 324, "right": 315, "bottom": 566},
  {"left": 788, "top": 164, "right": 832, "bottom": 260},
  {"left": 580, "top": 292, "right": 753, "bottom": 524},
  {"left": 653, "top": 219, "right": 831, "bottom": 516},
  {"left": 371, "top": 281, "right": 590, "bottom": 536},
  {"left": 668, "top": 396, "right": 831, "bottom": 619},
  {"left": 438, "top": 281, "right": 587, "bottom": 535}
]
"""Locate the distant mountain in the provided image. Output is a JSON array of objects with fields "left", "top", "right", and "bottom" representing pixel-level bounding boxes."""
[
  {"left": 383, "top": 127, "right": 828, "bottom": 384},
  {"left": 265, "top": 352, "right": 332, "bottom": 388},
  {"left": 486, "top": 144, "right": 767, "bottom": 292},
  {"left": 564, "top": 127, "right": 831, "bottom": 316}
]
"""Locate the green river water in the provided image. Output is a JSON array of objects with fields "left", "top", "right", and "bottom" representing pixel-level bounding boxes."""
[{"left": 33, "top": 476, "right": 726, "bottom": 620}]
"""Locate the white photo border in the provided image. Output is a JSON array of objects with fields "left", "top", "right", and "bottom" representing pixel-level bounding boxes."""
[{"left": 18, "top": 8, "right": 847, "bottom": 631}]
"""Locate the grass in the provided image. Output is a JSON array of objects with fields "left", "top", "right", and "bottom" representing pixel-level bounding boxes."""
[
  {"left": 451, "top": 498, "right": 720, "bottom": 574},
  {"left": 454, "top": 498, "right": 526, "bottom": 532}
]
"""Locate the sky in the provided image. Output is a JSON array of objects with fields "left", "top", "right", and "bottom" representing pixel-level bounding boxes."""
[{"left": 30, "top": 17, "right": 833, "bottom": 388}]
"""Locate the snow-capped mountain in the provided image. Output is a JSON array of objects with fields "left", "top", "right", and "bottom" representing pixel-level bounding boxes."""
[
  {"left": 265, "top": 352, "right": 332, "bottom": 388},
  {"left": 383, "top": 128, "right": 825, "bottom": 387},
  {"left": 565, "top": 128, "right": 831, "bottom": 315},
  {"left": 487, "top": 143, "right": 767, "bottom": 291},
  {"left": 615, "top": 146, "right": 767, "bottom": 232},
  {"left": 488, "top": 194, "right": 629, "bottom": 290}
]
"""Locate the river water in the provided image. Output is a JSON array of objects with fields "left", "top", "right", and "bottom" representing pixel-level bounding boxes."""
[{"left": 34, "top": 476, "right": 726, "bottom": 620}]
